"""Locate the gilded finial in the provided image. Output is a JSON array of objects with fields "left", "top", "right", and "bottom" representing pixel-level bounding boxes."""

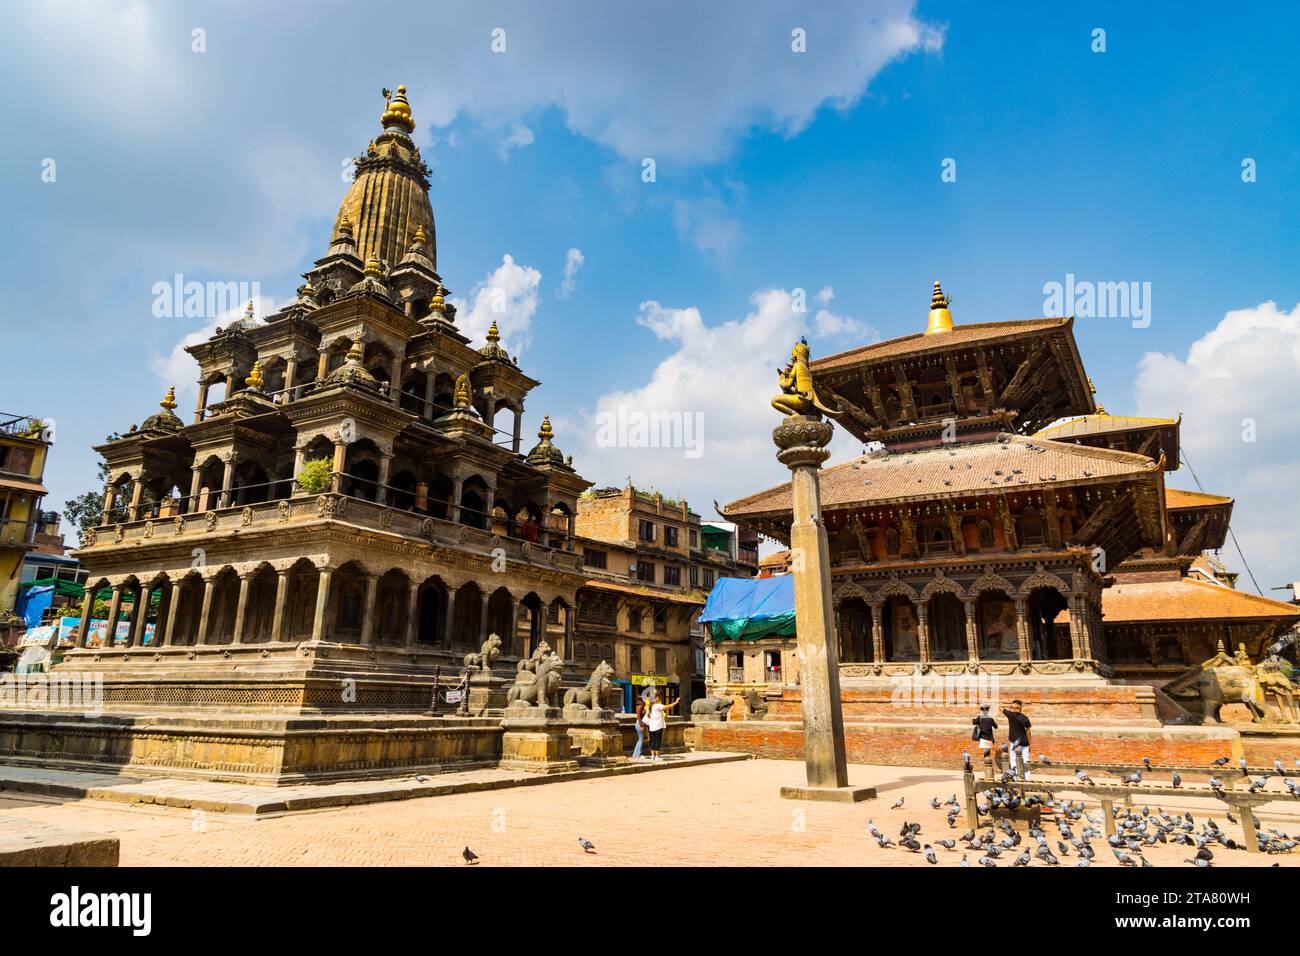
[
  {"left": 347, "top": 339, "right": 365, "bottom": 364},
  {"left": 486, "top": 320, "right": 500, "bottom": 343},
  {"left": 363, "top": 257, "right": 383, "bottom": 278},
  {"left": 338, "top": 215, "right": 353, "bottom": 237},
  {"left": 925, "top": 280, "right": 953, "bottom": 335},
  {"left": 412, "top": 225, "right": 426, "bottom": 246},
  {"left": 538, "top": 415, "right": 554, "bottom": 442},
  {"left": 429, "top": 283, "right": 447, "bottom": 315},
  {"left": 160, "top": 385, "right": 177, "bottom": 411},
  {"left": 453, "top": 372, "right": 472, "bottom": 409},
  {"left": 367, "top": 139, "right": 377, "bottom": 157},
  {"left": 244, "top": 300, "right": 255, "bottom": 322},
  {"left": 380, "top": 84, "right": 415, "bottom": 133},
  {"left": 245, "top": 361, "right": 265, "bottom": 391}
]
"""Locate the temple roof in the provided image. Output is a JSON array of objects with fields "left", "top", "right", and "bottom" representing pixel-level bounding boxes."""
[
  {"left": 1036, "top": 414, "right": 1177, "bottom": 441},
  {"left": 582, "top": 579, "right": 706, "bottom": 606},
  {"left": 1165, "top": 487, "right": 1233, "bottom": 510},
  {"left": 723, "top": 434, "right": 1162, "bottom": 519},
  {"left": 1102, "top": 577, "right": 1300, "bottom": 624},
  {"left": 812, "top": 317, "right": 1073, "bottom": 371}
]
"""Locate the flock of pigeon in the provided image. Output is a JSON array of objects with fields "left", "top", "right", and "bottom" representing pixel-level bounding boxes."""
[
  {"left": 1065, "top": 754, "right": 1300, "bottom": 798},
  {"left": 868, "top": 753, "right": 1300, "bottom": 867},
  {"left": 461, "top": 837, "right": 596, "bottom": 865}
]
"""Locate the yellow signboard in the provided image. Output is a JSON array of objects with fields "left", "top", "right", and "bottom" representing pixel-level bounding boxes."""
[{"left": 631, "top": 674, "right": 669, "bottom": 685}]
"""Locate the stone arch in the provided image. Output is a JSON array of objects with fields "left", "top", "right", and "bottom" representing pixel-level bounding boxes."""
[
  {"left": 836, "top": 596, "right": 872, "bottom": 663},
  {"left": 486, "top": 586, "right": 515, "bottom": 649},
  {"left": 416, "top": 575, "right": 449, "bottom": 646},
  {"left": 374, "top": 569, "right": 411, "bottom": 645},
  {"left": 329, "top": 561, "right": 369, "bottom": 642},
  {"left": 451, "top": 581, "right": 483, "bottom": 650},
  {"left": 243, "top": 562, "right": 278, "bottom": 643},
  {"left": 206, "top": 566, "right": 241, "bottom": 645},
  {"left": 283, "top": 558, "right": 320, "bottom": 641}
]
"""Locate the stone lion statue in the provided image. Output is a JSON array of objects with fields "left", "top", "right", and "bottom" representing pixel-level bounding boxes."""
[
  {"left": 690, "top": 694, "right": 734, "bottom": 718},
  {"left": 507, "top": 653, "right": 563, "bottom": 708},
  {"left": 516, "top": 640, "right": 552, "bottom": 674},
  {"left": 743, "top": 688, "right": 769, "bottom": 718},
  {"left": 464, "top": 633, "right": 502, "bottom": 672},
  {"left": 564, "top": 660, "right": 615, "bottom": 712}
]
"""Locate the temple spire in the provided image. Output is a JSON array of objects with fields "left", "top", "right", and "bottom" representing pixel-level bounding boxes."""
[
  {"left": 380, "top": 84, "right": 415, "bottom": 133},
  {"left": 925, "top": 280, "right": 953, "bottom": 335}
]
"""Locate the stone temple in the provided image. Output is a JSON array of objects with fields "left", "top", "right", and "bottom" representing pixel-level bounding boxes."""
[{"left": 0, "top": 87, "right": 612, "bottom": 783}]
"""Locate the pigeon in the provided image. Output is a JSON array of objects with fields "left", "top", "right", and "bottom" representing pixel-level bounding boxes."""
[
  {"left": 1076, "top": 858, "right": 1091, "bottom": 868},
  {"left": 1035, "top": 844, "right": 1059, "bottom": 865},
  {"left": 1172, "top": 771, "right": 1182, "bottom": 789},
  {"left": 463, "top": 847, "right": 479, "bottom": 865},
  {"left": 1240, "top": 757, "right": 1249, "bottom": 772},
  {"left": 875, "top": 834, "right": 894, "bottom": 848},
  {"left": 1275, "top": 759, "right": 1285, "bottom": 775},
  {"left": 978, "top": 855, "right": 997, "bottom": 867},
  {"left": 867, "top": 820, "right": 881, "bottom": 838},
  {"left": 936, "top": 839, "right": 956, "bottom": 850},
  {"left": 1124, "top": 770, "right": 1143, "bottom": 785},
  {"left": 1057, "top": 840, "right": 1071, "bottom": 856},
  {"left": 1113, "top": 849, "right": 1137, "bottom": 866},
  {"left": 960, "top": 854, "right": 970, "bottom": 867},
  {"left": 1013, "top": 850, "right": 1031, "bottom": 866},
  {"left": 1185, "top": 857, "right": 1212, "bottom": 868},
  {"left": 1142, "top": 756, "right": 1152, "bottom": 769},
  {"left": 1209, "top": 777, "right": 1224, "bottom": 792},
  {"left": 1076, "top": 769, "right": 1095, "bottom": 786},
  {"left": 891, "top": 797, "right": 905, "bottom": 810},
  {"left": 1195, "top": 847, "right": 1214, "bottom": 862},
  {"left": 579, "top": 837, "right": 596, "bottom": 854},
  {"left": 1140, "top": 856, "right": 1154, "bottom": 868},
  {"left": 1212, "top": 757, "right": 1230, "bottom": 767},
  {"left": 1248, "top": 777, "right": 1268, "bottom": 794},
  {"left": 1041, "top": 755, "right": 1052, "bottom": 765},
  {"left": 924, "top": 844, "right": 938, "bottom": 865},
  {"left": 931, "top": 797, "right": 942, "bottom": 809},
  {"left": 415, "top": 774, "right": 430, "bottom": 783}
]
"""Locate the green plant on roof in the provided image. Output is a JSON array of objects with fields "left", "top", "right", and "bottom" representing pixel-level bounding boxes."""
[{"left": 296, "top": 458, "right": 333, "bottom": 495}]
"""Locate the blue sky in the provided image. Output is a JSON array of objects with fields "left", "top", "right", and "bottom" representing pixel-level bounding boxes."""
[{"left": 2, "top": 1, "right": 1298, "bottom": 592}]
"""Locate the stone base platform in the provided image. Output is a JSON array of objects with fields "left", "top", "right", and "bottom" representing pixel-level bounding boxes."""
[
  {"left": 779, "top": 783, "right": 876, "bottom": 803},
  {"left": 0, "top": 815, "right": 119, "bottom": 866},
  {"left": 0, "top": 752, "right": 752, "bottom": 816},
  {"left": 694, "top": 717, "right": 1298, "bottom": 769},
  {"left": 0, "top": 709, "right": 504, "bottom": 786}
]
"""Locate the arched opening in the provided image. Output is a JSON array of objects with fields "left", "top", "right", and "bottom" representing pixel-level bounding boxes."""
[
  {"left": 261, "top": 358, "right": 287, "bottom": 397},
  {"left": 486, "top": 587, "right": 514, "bottom": 646},
  {"left": 416, "top": 577, "right": 448, "bottom": 646},
  {"left": 243, "top": 564, "right": 278, "bottom": 643},
  {"left": 836, "top": 597, "right": 871, "bottom": 663},
  {"left": 1027, "top": 586, "right": 1069, "bottom": 659},
  {"left": 976, "top": 590, "right": 1019, "bottom": 660},
  {"left": 882, "top": 596, "right": 919, "bottom": 662},
  {"left": 515, "top": 501, "right": 543, "bottom": 542},
  {"left": 431, "top": 373, "right": 456, "bottom": 416},
  {"left": 518, "top": 592, "right": 544, "bottom": 658},
  {"left": 284, "top": 559, "right": 320, "bottom": 641},
  {"left": 169, "top": 572, "right": 205, "bottom": 646},
  {"left": 451, "top": 582, "right": 482, "bottom": 650},
  {"left": 342, "top": 440, "right": 382, "bottom": 501},
  {"left": 232, "top": 459, "right": 271, "bottom": 506},
  {"left": 390, "top": 469, "right": 417, "bottom": 511},
  {"left": 459, "top": 476, "right": 488, "bottom": 529},
  {"left": 399, "top": 370, "right": 427, "bottom": 417},
  {"left": 330, "top": 562, "right": 368, "bottom": 642},
  {"left": 425, "top": 473, "right": 453, "bottom": 520},
  {"left": 375, "top": 569, "right": 410, "bottom": 645},
  {"left": 928, "top": 592, "right": 966, "bottom": 661},
  {"left": 207, "top": 567, "right": 240, "bottom": 645}
]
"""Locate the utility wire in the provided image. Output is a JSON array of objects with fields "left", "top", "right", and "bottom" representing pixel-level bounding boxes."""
[{"left": 1178, "top": 448, "right": 1264, "bottom": 596}]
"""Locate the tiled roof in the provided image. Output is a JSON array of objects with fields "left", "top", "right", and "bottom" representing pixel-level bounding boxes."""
[
  {"left": 1102, "top": 577, "right": 1300, "bottom": 624},
  {"left": 582, "top": 579, "right": 706, "bottom": 606},
  {"left": 1165, "top": 487, "right": 1233, "bottom": 510},
  {"left": 723, "top": 434, "right": 1161, "bottom": 518},
  {"left": 1035, "top": 414, "right": 1177, "bottom": 440},
  {"left": 812, "top": 317, "right": 1072, "bottom": 371}
]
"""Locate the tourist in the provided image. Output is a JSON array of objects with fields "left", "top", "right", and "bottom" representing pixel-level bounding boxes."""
[
  {"left": 971, "top": 703, "right": 1000, "bottom": 772},
  {"left": 646, "top": 690, "right": 680, "bottom": 763},
  {"left": 1003, "top": 699, "right": 1032, "bottom": 779},
  {"left": 632, "top": 686, "right": 654, "bottom": 759}
]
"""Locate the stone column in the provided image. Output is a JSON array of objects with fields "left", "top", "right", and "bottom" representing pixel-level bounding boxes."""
[
  {"left": 292, "top": 446, "right": 306, "bottom": 484},
  {"left": 916, "top": 602, "right": 931, "bottom": 665},
  {"left": 126, "top": 584, "right": 148, "bottom": 647},
  {"left": 562, "top": 603, "right": 574, "bottom": 660},
  {"left": 231, "top": 572, "right": 252, "bottom": 645},
  {"left": 127, "top": 479, "right": 145, "bottom": 522},
  {"left": 1014, "top": 597, "right": 1031, "bottom": 664},
  {"left": 449, "top": 475, "right": 464, "bottom": 524},
  {"left": 188, "top": 467, "right": 203, "bottom": 513},
  {"left": 376, "top": 454, "right": 392, "bottom": 506},
  {"left": 101, "top": 486, "right": 116, "bottom": 525},
  {"left": 869, "top": 603, "right": 885, "bottom": 663},
  {"left": 331, "top": 441, "right": 347, "bottom": 494},
  {"left": 962, "top": 598, "right": 979, "bottom": 661},
  {"left": 103, "top": 584, "right": 125, "bottom": 647},
  {"left": 219, "top": 455, "right": 236, "bottom": 508},
  {"left": 512, "top": 408, "right": 523, "bottom": 453},
  {"left": 772, "top": 413, "right": 869, "bottom": 801},
  {"left": 270, "top": 569, "right": 290, "bottom": 642},
  {"left": 284, "top": 355, "right": 298, "bottom": 398},
  {"left": 160, "top": 581, "right": 182, "bottom": 647},
  {"left": 316, "top": 348, "right": 329, "bottom": 380},
  {"left": 76, "top": 585, "right": 97, "bottom": 647},
  {"left": 422, "top": 372, "right": 436, "bottom": 421},
  {"left": 508, "top": 601, "right": 521, "bottom": 656},
  {"left": 390, "top": 357, "right": 404, "bottom": 406},
  {"left": 193, "top": 381, "right": 209, "bottom": 424},
  {"left": 478, "top": 599, "right": 491, "bottom": 649},
  {"left": 311, "top": 567, "right": 333, "bottom": 641},
  {"left": 443, "top": 589, "right": 456, "bottom": 649},
  {"left": 194, "top": 578, "right": 216, "bottom": 645},
  {"left": 404, "top": 581, "right": 421, "bottom": 648},
  {"left": 360, "top": 574, "right": 379, "bottom": 645}
]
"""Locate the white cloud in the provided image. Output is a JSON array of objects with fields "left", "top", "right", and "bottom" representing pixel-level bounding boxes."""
[
  {"left": 497, "top": 123, "right": 535, "bottom": 161},
  {"left": 558, "top": 247, "right": 584, "bottom": 299},
  {"left": 1135, "top": 300, "right": 1300, "bottom": 591},
  {"left": 449, "top": 254, "right": 543, "bottom": 355},
  {"left": 574, "top": 287, "right": 865, "bottom": 515},
  {"left": 673, "top": 198, "right": 744, "bottom": 263},
  {"left": 150, "top": 295, "right": 280, "bottom": 400}
]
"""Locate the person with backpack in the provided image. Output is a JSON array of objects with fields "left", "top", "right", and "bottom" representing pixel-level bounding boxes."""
[
  {"left": 971, "top": 703, "right": 1001, "bottom": 773},
  {"left": 1002, "top": 699, "right": 1032, "bottom": 779}
]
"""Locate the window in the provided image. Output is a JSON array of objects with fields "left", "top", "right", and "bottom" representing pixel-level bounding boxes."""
[
  {"left": 663, "top": 565, "right": 681, "bottom": 587},
  {"left": 602, "top": 643, "right": 614, "bottom": 661},
  {"left": 728, "top": 651, "right": 745, "bottom": 683},
  {"left": 636, "top": 561, "right": 656, "bottom": 584},
  {"left": 702, "top": 568, "right": 715, "bottom": 589},
  {"left": 689, "top": 564, "right": 699, "bottom": 587},
  {"left": 653, "top": 606, "right": 668, "bottom": 633},
  {"left": 664, "top": 526, "right": 678, "bottom": 548},
  {"left": 921, "top": 521, "right": 953, "bottom": 557},
  {"left": 1018, "top": 507, "right": 1046, "bottom": 547},
  {"left": 765, "top": 650, "right": 782, "bottom": 682},
  {"left": 576, "top": 643, "right": 588, "bottom": 664},
  {"left": 977, "top": 520, "right": 995, "bottom": 549},
  {"left": 690, "top": 529, "right": 698, "bottom": 548},
  {"left": 655, "top": 648, "right": 668, "bottom": 673},
  {"left": 583, "top": 548, "right": 607, "bottom": 569},
  {"left": 628, "top": 608, "right": 643, "bottom": 632},
  {"left": 885, "top": 526, "right": 901, "bottom": 556},
  {"left": 577, "top": 593, "right": 617, "bottom": 628},
  {"left": 638, "top": 520, "right": 656, "bottom": 543},
  {"left": 0, "top": 445, "right": 34, "bottom": 476},
  {"left": 547, "top": 602, "right": 561, "bottom": 624}
]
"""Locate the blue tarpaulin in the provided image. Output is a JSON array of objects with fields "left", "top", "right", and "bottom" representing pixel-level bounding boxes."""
[
  {"left": 699, "top": 575, "right": 796, "bottom": 641},
  {"left": 15, "top": 584, "right": 54, "bottom": 629}
]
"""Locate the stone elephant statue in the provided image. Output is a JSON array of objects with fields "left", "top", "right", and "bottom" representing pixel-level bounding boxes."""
[
  {"left": 1197, "top": 663, "right": 1269, "bottom": 724},
  {"left": 690, "top": 695, "right": 734, "bottom": 718}
]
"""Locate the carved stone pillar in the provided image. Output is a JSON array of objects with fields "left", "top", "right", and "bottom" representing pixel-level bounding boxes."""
[
  {"left": 423, "top": 372, "right": 436, "bottom": 421},
  {"left": 219, "top": 454, "right": 237, "bottom": 508},
  {"left": 126, "top": 583, "right": 148, "bottom": 647},
  {"left": 917, "top": 602, "right": 931, "bottom": 665},
  {"left": 359, "top": 574, "right": 379, "bottom": 645},
  {"left": 390, "top": 357, "right": 404, "bottom": 407},
  {"left": 1014, "top": 597, "right": 1031, "bottom": 663},
  {"left": 316, "top": 348, "right": 328, "bottom": 380},
  {"left": 194, "top": 380, "right": 209, "bottom": 424},
  {"left": 311, "top": 567, "right": 333, "bottom": 642},
  {"left": 962, "top": 598, "right": 979, "bottom": 661},
  {"left": 404, "top": 581, "right": 421, "bottom": 648},
  {"left": 270, "top": 569, "right": 290, "bottom": 642},
  {"left": 76, "top": 585, "right": 96, "bottom": 647},
  {"left": 376, "top": 454, "right": 392, "bottom": 506},
  {"left": 868, "top": 603, "right": 885, "bottom": 662},
  {"left": 127, "top": 479, "right": 145, "bottom": 522},
  {"left": 103, "top": 584, "right": 125, "bottom": 647},
  {"left": 231, "top": 571, "right": 252, "bottom": 645},
  {"left": 161, "top": 580, "right": 182, "bottom": 647},
  {"left": 284, "top": 354, "right": 298, "bottom": 399},
  {"left": 188, "top": 467, "right": 203, "bottom": 513},
  {"left": 512, "top": 408, "right": 523, "bottom": 453},
  {"left": 449, "top": 475, "right": 465, "bottom": 524},
  {"left": 443, "top": 588, "right": 456, "bottom": 649},
  {"left": 331, "top": 441, "right": 347, "bottom": 494},
  {"left": 195, "top": 578, "right": 216, "bottom": 646},
  {"left": 101, "top": 486, "right": 116, "bottom": 525}
]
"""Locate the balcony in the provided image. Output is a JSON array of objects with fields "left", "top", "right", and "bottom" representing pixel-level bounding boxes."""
[
  {"left": 82, "top": 491, "right": 584, "bottom": 573},
  {"left": 728, "top": 667, "right": 745, "bottom": 683},
  {"left": 0, "top": 518, "right": 36, "bottom": 547}
]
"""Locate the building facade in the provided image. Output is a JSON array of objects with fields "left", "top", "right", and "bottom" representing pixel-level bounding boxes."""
[{"left": 0, "top": 413, "right": 51, "bottom": 640}]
